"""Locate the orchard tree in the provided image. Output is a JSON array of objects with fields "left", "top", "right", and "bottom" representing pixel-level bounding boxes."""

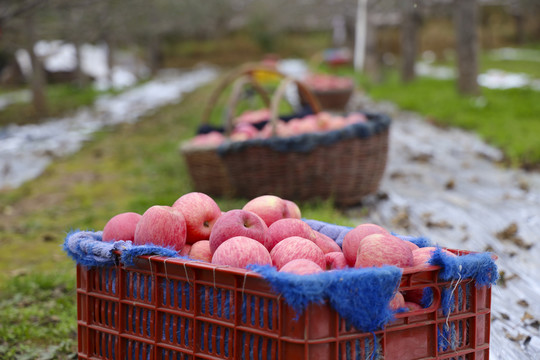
[
  {"left": 454, "top": 0, "right": 479, "bottom": 95},
  {"left": 1, "top": 0, "right": 49, "bottom": 115}
]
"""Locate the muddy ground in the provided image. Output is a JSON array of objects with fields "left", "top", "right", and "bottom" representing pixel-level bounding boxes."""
[{"left": 346, "top": 93, "right": 540, "bottom": 360}]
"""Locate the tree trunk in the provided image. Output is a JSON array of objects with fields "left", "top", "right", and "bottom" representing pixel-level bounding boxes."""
[
  {"left": 25, "top": 12, "right": 48, "bottom": 116},
  {"left": 147, "top": 35, "right": 162, "bottom": 77},
  {"left": 401, "top": 0, "right": 420, "bottom": 83},
  {"left": 513, "top": 14, "right": 525, "bottom": 45},
  {"left": 454, "top": 0, "right": 480, "bottom": 95}
]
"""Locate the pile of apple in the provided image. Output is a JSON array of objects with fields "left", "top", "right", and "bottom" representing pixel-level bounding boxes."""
[
  {"left": 102, "top": 192, "right": 456, "bottom": 312},
  {"left": 302, "top": 74, "right": 354, "bottom": 92},
  {"left": 186, "top": 111, "right": 368, "bottom": 147}
]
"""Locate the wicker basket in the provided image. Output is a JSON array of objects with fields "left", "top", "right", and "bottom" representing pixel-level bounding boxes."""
[
  {"left": 217, "top": 77, "right": 390, "bottom": 206},
  {"left": 180, "top": 64, "right": 321, "bottom": 197}
]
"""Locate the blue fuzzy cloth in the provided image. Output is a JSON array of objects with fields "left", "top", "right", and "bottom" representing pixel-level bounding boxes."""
[
  {"left": 63, "top": 230, "right": 179, "bottom": 267},
  {"left": 249, "top": 264, "right": 402, "bottom": 333}
]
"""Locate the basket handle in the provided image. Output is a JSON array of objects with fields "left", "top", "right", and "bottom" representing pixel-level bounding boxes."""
[
  {"left": 268, "top": 76, "right": 322, "bottom": 136},
  {"left": 200, "top": 63, "right": 286, "bottom": 126}
]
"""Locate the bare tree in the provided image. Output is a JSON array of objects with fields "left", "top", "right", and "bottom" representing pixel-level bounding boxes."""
[
  {"left": 454, "top": 0, "right": 480, "bottom": 95},
  {"left": 400, "top": 0, "right": 421, "bottom": 83},
  {"left": 24, "top": 10, "right": 48, "bottom": 115}
]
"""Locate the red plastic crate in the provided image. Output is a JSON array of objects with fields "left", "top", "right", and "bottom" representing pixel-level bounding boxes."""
[{"left": 76, "top": 249, "right": 492, "bottom": 360}]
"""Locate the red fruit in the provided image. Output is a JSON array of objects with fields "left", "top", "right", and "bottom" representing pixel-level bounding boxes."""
[
  {"left": 209, "top": 209, "right": 268, "bottom": 254},
  {"left": 342, "top": 224, "right": 391, "bottom": 266},
  {"left": 211, "top": 236, "right": 272, "bottom": 269},
  {"left": 280, "top": 259, "right": 323, "bottom": 275},
  {"left": 313, "top": 231, "right": 342, "bottom": 254},
  {"left": 172, "top": 192, "right": 221, "bottom": 244},
  {"left": 354, "top": 234, "right": 414, "bottom": 268},
  {"left": 266, "top": 218, "right": 316, "bottom": 251},
  {"left": 242, "top": 195, "right": 290, "bottom": 227},
  {"left": 325, "top": 251, "right": 348, "bottom": 270},
  {"left": 189, "top": 240, "right": 212, "bottom": 262},
  {"left": 102, "top": 212, "right": 142, "bottom": 242},
  {"left": 134, "top": 206, "right": 187, "bottom": 252},
  {"left": 270, "top": 236, "right": 326, "bottom": 270}
]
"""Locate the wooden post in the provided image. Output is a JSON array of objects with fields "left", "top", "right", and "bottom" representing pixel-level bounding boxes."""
[
  {"left": 454, "top": 0, "right": 480, "bottom": 95},
  {"left": 354, "top": 0, "right": 368, "bottom": 72}
]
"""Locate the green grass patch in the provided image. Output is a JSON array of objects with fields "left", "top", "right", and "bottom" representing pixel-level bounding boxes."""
[
  {"left": 0, "top": 271, "right": 77, "bottom": 359},
  {"left": 359, "top": 71, "right": 540, "bottom": 167}
]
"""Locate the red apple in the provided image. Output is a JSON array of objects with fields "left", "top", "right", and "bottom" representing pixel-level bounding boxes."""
[
  {"left": 208, "top": 209, "right": 268, "bottom": 254},
  {"left": 402, "top": 240, "right": 420, "bottom": 252},
  {"left": 279, "top": 259, "right": 323, "bottom": 275},
  {"left": 325, "top": 251, "right": 348, "bottom": 270},
  {"left": 354, "top": 233, "right": 414, "bottom": 268},
  {"left": 412, "top": 247, "right": 456, "bottom": 268},
  {"left": 313, "top": 231, "right": 342, "bottom": 254},
  {"left": 266, "top": 218, "right": 316, "bottom": 251},
  {"left": 242, "top": 195, "right": 290, "bottom": 227},
  {"left": 211, "top": 236, "right": 272, "bottom": 269},
  {"left": 405, "top": 301, "right": 423, "bottom": 312},
  {"left": 102, "top": 212, "right": 142, "bottom": 242},
  {"left": 172, "top": 192, "right": 222, "bottom": 244},
  {"left": 134, "top": 205, "right": 187, "bottom": 252},
  {"left": 389, "top": 292, "right": 406, "bottom": 311},
  {"left": 284, "top": 200, "right": 302, "bottom": 219},
  {"left": 188, "top": 240, "right": 213, "bottom": 263},
  {"left": 179, "top": 244, "right": 191, "bottom": 257},
  {"left": 270, "top": 236, "right": 326, "bottom": 270},
  {"left": 342, "top": 223, "right": 391, "bottom": 266},
  {"left": 189, "top": 131, "right": 225, "bottom": 147}
]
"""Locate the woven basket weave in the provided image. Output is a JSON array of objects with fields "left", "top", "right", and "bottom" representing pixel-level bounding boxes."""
[{"left": 217, "top": 111, "right": 390, "bottom": 206}]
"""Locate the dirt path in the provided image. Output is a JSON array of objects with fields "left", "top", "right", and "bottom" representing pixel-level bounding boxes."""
[{"left": 346, "top": 93, "right": 540, "bottom": 359}]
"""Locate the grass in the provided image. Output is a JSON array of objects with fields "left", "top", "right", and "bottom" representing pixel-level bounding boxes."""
[{"left": 358, "top": 70, "right": 540, "bottom": 168}]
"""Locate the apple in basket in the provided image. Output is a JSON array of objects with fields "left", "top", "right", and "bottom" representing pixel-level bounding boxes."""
[
  {"left": 342, "top": 223, "right": 391, "bottom": 266},
  {"left": 189, "top": 131, "right": 225, "bottom": 147},
  {"left": 188, "top": 240, "right": 213, "bottom": 263},
  {"left": 211, "top": 236, "right": 272, "bottom": 268},
  {"left": 313, "top": 231, "right": 342, "bottom": 254},
  {"left": 284, "top": 200, "right": 301, "bottom": 219},
  {"left": 172, "top": 192, "right": 222, "bottom": 244},
  {"left": 242, "top": 195, "right": 291, "bottom": 227},
  {"left": 354, "top": 233, "right": 414, "bottom": 268},
  {"left": 266, "top": 218, "right": 317, "bottom": 251},
  {"left": 325, "top": 251, "right": 348, "bottom": 270},
  {"left": 279, "top": 259, "right": 323, "bottom": 275},
  {"left": 389, "top": 291, "right": 406, "bottom": 311},
  {"left": 270, "top": 236, "right": 326, "bottom": 270},
  {"left": 209, "top": 209, "right": 269, "bottom": 254},
  {"left": 230, "top": 123, "right": 259, "bottom": 142},
  {"left": 412, "top": 247, "right": 456, "bottom": 268},
  {"left": 134, "top": 205, "right": 187, "bottom": 252},
  {"left": 102, "top": 212, "right": 142, "bottom": 242}
]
